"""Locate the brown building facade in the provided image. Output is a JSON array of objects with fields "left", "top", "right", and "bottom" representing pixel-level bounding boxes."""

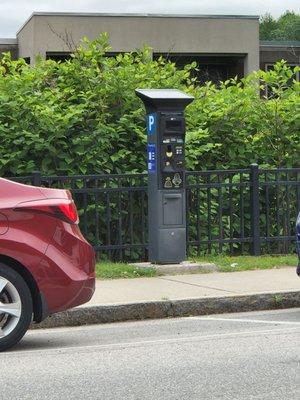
[
  {"left": 260, "top": 40, "right": 300, "bottom": 78},
  {"left": 0, "top": 38, "right": 18, "bottom": 60}
]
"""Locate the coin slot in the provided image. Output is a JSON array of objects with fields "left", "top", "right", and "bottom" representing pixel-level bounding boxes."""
[{"left": 166, "top": 144, "right": 173, "bottom": 158}]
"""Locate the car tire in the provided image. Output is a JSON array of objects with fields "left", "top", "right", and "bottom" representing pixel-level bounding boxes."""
[{"left": 0, "top": 263, "right": 33, "bottom": 351}]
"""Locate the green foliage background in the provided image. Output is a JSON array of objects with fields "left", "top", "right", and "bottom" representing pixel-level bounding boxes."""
[
  {"left": 0, "top": 34, "right": 299, "bottom": 177},
  {"left": 260, "top": 10, "right": 300, "bottom": 41}
]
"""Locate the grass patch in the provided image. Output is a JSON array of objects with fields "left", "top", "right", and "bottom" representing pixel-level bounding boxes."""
[
  {"left": 96, "top": 262, "right": 156, "bottom": 280},
  {"left": 96, "top": 255, "right": 298, "bottom": 279},
  {"left": 191, "top": 254, "right": 298, "bottom": 273}
]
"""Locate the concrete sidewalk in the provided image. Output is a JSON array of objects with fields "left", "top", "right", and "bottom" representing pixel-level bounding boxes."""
[
  {"left": 85, "top": 267, "right": 300, "bottom": 306},
  {"left": 34, "top": 267, "right": 300, "bottom": 329}
]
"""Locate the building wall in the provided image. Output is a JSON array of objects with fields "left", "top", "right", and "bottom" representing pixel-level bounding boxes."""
[
  {"left": 260, "top": 44, "right": 300, "bottom": 70},
  {"left": 16, "top": 18, "right": 34, "bottom": 64},
  {"left": 0, "top": 40, "right": 18, "bottom": 59},
  {"left": 17, "top": 13, "right": 259, "bottom": 74}
]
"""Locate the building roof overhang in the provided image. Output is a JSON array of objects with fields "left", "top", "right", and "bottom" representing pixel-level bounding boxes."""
[
  {"left": 17, "top": 11, "right": 259, "bottom": 36},
  {"left": 260, "top": 40, "right": 300, "bottom": 48},
  {"left": 0, "top": 38, "right": 18, "bottom": 45}
]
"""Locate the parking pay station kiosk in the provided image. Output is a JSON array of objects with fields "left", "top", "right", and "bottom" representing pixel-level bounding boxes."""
[{"left": 135, "top": 89, "right": 194, "bottom": 264}]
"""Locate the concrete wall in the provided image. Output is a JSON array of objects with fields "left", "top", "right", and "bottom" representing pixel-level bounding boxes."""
[
  {"left": 16, "top": 18, "right": 34, "bottom": 63},
  {"left": 17, "top": 13, "right": 259, "bottom": 74}
]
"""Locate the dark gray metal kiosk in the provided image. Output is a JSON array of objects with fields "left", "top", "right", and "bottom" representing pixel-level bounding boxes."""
[{"left": 135, "top": 89, "right": 194, "bottom": 264}]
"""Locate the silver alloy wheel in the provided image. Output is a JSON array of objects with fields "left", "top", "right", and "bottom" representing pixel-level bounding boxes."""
[{"left": 0, "top": 277, "right": 22, "bottom": 338}]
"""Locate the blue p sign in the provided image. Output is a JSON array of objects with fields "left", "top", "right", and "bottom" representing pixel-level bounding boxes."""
[{"left": 147, "top": 113, "right": 156, "bottom": 135}]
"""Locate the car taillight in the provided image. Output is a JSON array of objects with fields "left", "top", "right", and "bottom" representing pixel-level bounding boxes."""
[
  {"left": 14, "top": 200, "right": 79, "bottom": 224},
  {"left": 55, "top": 202, "right": 78, "bottom": 224}
]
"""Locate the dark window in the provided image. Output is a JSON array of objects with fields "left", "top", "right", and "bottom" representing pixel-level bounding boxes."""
[
  {"left": 46, "top": 52, "right": 72, "bottom": 62},
  {"left": 104, "top": 52, "right": 125, "bottom": 58},
  {"left": 153, "top": 54, "right": 246, "bottom": 85}
]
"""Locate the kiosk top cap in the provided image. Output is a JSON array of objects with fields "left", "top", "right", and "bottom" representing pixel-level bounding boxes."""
[
  {"left": 135, "top": 89, "right": 194, "bottom": 109},
  {"left": 135, "top": 89, "right": 193, "bottom": 100}
]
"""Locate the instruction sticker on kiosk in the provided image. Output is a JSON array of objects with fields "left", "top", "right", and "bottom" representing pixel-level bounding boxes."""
[
  {"left": 147, "top": 143, "right": 156, "bottom": 173},
  {"left": 147, "top": 113, "right": 156, "bottom": 135}
]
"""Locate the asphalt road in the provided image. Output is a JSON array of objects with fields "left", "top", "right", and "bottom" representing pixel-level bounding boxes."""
[{"left": 1, "top": 309, "right": 300, "bottom": 400}]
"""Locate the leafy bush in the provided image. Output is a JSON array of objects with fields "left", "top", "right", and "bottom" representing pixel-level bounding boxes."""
[
  {"left": 185, "top": 62, "right": 300, "bottom": 170},
  {"left": 1, "top": 36, "right": 298, "bottom": 259},
  {"left": 0, "top": 34, "right": 299, "bottom": 177}
]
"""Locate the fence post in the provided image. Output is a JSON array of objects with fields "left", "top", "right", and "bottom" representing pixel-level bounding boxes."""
[
  {"left": 250, "top": 163, "right": 261, "bottom": 256},
  {"left": 32, "top": 171, "right": 42, "bottom": 186}
]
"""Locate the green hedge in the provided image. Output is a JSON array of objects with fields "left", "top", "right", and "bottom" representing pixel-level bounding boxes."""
[{"left": 0, "top": 34, "right": 299, "bottom": 177}]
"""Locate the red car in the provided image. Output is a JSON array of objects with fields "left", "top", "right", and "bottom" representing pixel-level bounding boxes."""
[{"left": 0, "top": 178, "right": 95, "bottom": 351}]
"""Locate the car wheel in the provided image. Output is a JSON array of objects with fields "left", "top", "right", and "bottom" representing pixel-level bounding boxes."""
[{"left": 0, "top": 263, "right": 33, "bottom": 351}]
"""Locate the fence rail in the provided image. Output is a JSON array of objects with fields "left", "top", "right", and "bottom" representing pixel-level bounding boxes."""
[{"left": 8, "top": 165, "right": 300, "bottom": 260}]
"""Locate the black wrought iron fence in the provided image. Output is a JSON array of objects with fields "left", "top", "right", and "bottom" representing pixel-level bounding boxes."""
[
  {"left": 186, "top": 168, "right": 252, "bottom": 256},
  {"left": 8, "top": 165, "right": 300, "bottom": 260}
]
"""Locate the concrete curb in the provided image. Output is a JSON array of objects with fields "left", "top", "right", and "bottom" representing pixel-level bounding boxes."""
[
  {"left": 30, "top": 290, "right": 300, "bottom": 330},
  {"left": 133, "top": 261, "right": 218, "bottom": 274}
]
